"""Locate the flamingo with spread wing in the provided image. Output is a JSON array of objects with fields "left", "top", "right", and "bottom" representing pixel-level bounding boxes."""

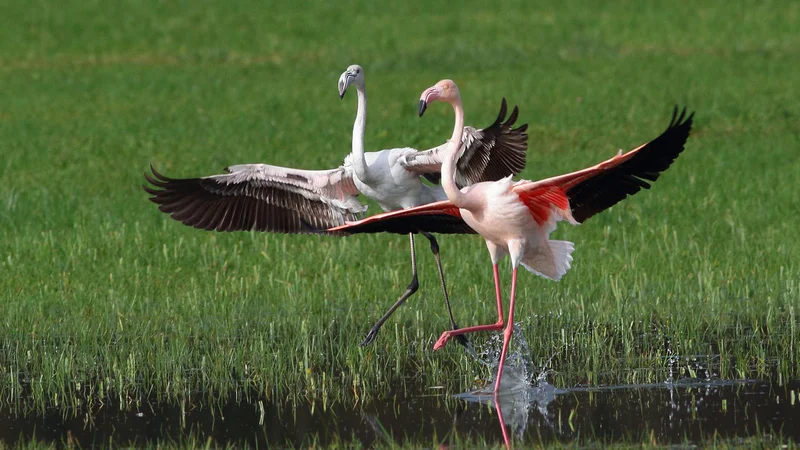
[
  {"left": 328, "top": 79, "right": 694, "bottom": 393},
  {"left": 144, "top": 67, "right": 528, "bottom": 347}
]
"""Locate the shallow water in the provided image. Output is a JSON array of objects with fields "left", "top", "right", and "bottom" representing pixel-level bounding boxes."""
[{"left": 2, "top": 375, "right": 798, "bottom": 447}]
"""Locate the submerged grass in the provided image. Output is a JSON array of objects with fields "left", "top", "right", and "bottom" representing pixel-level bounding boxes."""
[{"left": 1, "top": 0, "right": 799, "bottom": 446}]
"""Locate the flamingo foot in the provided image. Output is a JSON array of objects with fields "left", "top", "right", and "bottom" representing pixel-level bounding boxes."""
[
  {"left": 448, "top": 322, "right": 474, "bottom": 352},
  {"left": 454, "top": 332, "right": 472, "bottom": 351},
  {"left": 359, "top": 325, "right": 382, "bottom": 347},
  {"left": 433, "top": 331, "right": 453, "bottom": 350}
]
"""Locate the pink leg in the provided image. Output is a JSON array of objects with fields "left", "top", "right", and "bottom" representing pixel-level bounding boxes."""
[
  {"left": 433, "top": 264, "right": 505, "bottom": 350},
  {"left": 494, "top": 267, "right": 518, "bottom": 394},
  {"left": 494, "top": 393, "right": 512, "bottom": 449}
]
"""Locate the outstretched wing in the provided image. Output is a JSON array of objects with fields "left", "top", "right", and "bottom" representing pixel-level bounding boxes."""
[
  {"left": 401, "top": 98, "right": 528, "bottom": 187},
  {"left": 327, "top": 200, "right": 476, "bottom": 236},
  {"left": 144, "top": 163, "right": 367, "bottom": 235},
  {"left": 325, "top": 106, "right": 693, "bottom": 237},
  {"left": 514, "top": 106, "right": 695, "bottom": 224}
]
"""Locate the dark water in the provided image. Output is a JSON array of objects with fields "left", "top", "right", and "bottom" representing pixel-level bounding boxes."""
[{"left": 2, "top": 376, "right": 799, "bottom": 447}]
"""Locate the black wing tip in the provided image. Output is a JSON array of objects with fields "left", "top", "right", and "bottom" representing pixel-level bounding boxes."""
[
  {"left": 489, "top": 98, "right": 527, "bottom": 132},
  {"left": 664, "top": 105, "right": 695, "bottom": 154},
  {"left": 143, "top": 168, "right": 168, "bottom": 191},
  {"left": 488, "top": 97, "right": 509, "bottom": 129},
  {"left": 148, "top": 164, "right": 172, "bottom": 182},
  {"left": 144, "top": 164, "right": 181, "bottom": 190},
  {"left": 143, "top": 172, "right": 159, "bottom": 187},
  {"left": 637, "top": 104, "right": 695, "bottom": 167},
  {"left": 505, "top": 105, "right": 519, "bottom": 127},
  {"left": 501, "top": 104, "right": 528, "bottom": 140},
  {"left": 668, "top": 105, "right": 695, "bottom": 130},
  {"left": 142, "top": 184, "right": 162, "bottom": 197},
  {"left": 567, "top": 105, "right": 696, "bottom": 224}
]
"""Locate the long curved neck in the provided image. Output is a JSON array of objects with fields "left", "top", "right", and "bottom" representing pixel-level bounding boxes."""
[
  {"left": 441, "top": 98, "right": 467, "bottom": 207},
  {"left": 350, "top": 83, "right": 370, "bottom": 180}
]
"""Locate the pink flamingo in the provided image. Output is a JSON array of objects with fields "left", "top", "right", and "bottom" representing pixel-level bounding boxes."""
[{"left": 329, "top": 79, "right": 693, "bottom": 396}]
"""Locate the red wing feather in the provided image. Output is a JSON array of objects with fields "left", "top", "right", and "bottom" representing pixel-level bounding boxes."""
[{"left": 516, "top": 186, "right": 571, "bottom": 225}]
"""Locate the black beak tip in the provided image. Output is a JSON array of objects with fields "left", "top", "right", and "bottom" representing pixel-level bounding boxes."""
[
  {"left": 418, "top": 100, "right": 427, "bottom": 117},
  {"left": 339, "top": 91, "right": 345, "bottom": 100}
]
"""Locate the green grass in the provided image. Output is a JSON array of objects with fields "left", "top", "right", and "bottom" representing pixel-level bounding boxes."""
[{"left": 1, "top": 0, "right": 799, "bottom": 447}]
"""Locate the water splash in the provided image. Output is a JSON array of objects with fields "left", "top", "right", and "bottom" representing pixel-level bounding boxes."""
[
  {"left": 471, "top": 322, "right": 558, "bottom": 390},
  {"left": 456, "top": 372, "right": 560, "bottom": 438},
  {"left": 457, "top": 323, "right": 563, "bottom": 447},
  {"left": 457, "top": 327, "right": 766, "bottom": 448}
]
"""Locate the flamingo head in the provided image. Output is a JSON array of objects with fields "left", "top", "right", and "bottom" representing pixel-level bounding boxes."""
[
  {"left": 338, "top": 64, "right": 365, "bottom": 99},
  {"left": 418, "top": 79, "right": 460, "bottom": 117}
]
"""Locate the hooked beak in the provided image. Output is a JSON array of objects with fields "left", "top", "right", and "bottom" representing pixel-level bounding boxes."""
[
  {"left": 418, "top": 99, "right": 427, "bottom": 117},
  {"left": 418, "top": 86, "right": 439, "bottom": 117},
  {"left": 338, "top": 73, "right": 354, "bottom": 99}
]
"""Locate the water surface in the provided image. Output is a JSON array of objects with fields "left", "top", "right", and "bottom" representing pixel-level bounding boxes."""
[{"left": 2, "top": 376, "right": 798, "bottom": 447}]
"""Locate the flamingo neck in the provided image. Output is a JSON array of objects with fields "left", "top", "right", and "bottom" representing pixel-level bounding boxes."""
[
  {"left": 441, "top": 98, "right": 466, "bottom": 207},
  {"left": 350, "top": 83, "right": 370, "bottom": 181}
]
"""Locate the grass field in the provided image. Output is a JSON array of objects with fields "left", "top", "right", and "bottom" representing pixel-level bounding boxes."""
[{"left": 1, "top": 0, "right": 799, "bottom": 447}]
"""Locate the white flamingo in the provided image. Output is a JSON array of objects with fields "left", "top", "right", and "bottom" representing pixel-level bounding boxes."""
[
  {"left": 327, "top": 79, "right": 694, "bottom": 395},
  {"left": 144, "top": 66, "right": 528, "bottom": 346}
]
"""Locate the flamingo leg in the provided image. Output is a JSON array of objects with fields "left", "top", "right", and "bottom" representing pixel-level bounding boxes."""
[
  {"left": 433, "top": 264, "right": 505, "bottom": 350},
  {"left": 360, "top": 233, "right": 419, "bottom": 347},
  {"left": 420, "top": 231, "right": 471, "bottom": 350},
  {"left": 494, "top": 393, "right": 512, "bottom": 449},
  {"left": 494, "top": 267, "right": 518, "bottom": 394}
]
